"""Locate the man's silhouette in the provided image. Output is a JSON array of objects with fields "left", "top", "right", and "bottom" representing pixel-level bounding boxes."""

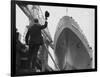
[{"left": 25, "top": 18, "right": 48, "bottom": 70}]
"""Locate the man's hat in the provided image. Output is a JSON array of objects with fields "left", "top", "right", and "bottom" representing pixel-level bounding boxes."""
[{"left": 45, "top": 11, "right": 50, "bottom": 18}]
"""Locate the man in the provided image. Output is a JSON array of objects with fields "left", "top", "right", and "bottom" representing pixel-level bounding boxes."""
[{"left": 25, "top": 18, "right": 48, "bottom": 70}]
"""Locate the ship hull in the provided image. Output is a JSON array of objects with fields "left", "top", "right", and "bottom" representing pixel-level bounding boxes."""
[{"left": 54, "top": 16, "right": 92, "bottom": 70}]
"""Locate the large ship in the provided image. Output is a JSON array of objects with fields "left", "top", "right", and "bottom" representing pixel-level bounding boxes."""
[{"left": 54, "top": 16, "right": 92, "bottom": 70}]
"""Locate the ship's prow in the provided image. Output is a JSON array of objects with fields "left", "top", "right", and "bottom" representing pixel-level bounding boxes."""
[{"left": 54, "top": 16, "right": 92, "bottom": 70}]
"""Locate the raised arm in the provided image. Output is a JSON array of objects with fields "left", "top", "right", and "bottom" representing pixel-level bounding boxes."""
[{"left": 40, "top": 21, "right": 48, "bottom": 29}]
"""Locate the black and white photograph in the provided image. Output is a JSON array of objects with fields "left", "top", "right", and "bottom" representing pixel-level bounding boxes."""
[{"left": 11, "top": 0, "right": 97, "bottom": 76}]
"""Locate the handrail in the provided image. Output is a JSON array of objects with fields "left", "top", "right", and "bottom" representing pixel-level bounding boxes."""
[{"left": 44, "top": 44, "right": 60, "bottom": 70}]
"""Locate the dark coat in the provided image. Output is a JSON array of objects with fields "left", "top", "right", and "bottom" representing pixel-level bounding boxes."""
[{"left": 25, "top": 21, "right": 48, "bottom": 45}]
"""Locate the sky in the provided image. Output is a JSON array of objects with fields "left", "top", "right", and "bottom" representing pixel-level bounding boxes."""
[{"left": 16, "top": 5, "right": 95, "bottom": 69}]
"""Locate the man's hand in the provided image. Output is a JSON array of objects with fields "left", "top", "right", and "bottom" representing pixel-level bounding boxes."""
[{"left": 45, "top": 21, "right": 48, "bottom": 25}]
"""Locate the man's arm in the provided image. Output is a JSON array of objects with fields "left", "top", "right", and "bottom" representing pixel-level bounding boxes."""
[{"left": 40, "top": 21, "right": 48, "bottom": 29}]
